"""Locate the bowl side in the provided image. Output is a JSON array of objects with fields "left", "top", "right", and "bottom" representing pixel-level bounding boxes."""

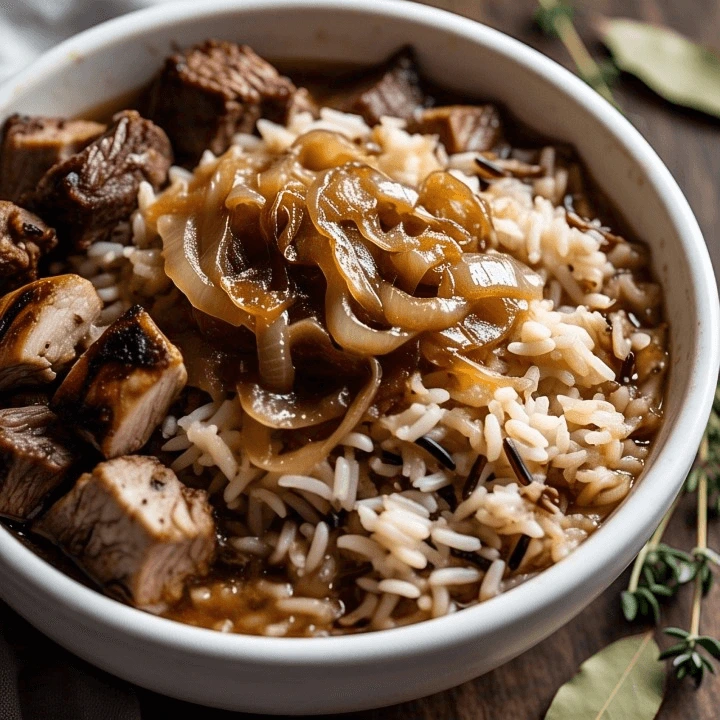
[{"left": 0, "top": 0, "right": 716, "bottom": 713}]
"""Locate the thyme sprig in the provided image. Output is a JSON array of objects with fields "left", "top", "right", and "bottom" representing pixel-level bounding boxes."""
[
  {"left": 622, "top": 386, "right": 720, "bottom": 685},
  {"left": 534, "top": 0, "right": 621, "bottom": 109},
  {"left": 686, "top": 383, "right": 720, "bottom": 512},
  {"left": 621, "top": 496, "right": 695, "bottom": 623},
  {"left": 658, "top": 465, "right": 720, "bottom": 686}
]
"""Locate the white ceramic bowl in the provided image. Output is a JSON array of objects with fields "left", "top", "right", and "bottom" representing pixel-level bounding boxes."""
[{"left": 0, "top": 0, "right": 717, "bottom": 714}]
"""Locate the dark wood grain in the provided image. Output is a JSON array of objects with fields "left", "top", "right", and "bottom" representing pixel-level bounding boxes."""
[{"left": 144, "top": 2, "right": 716, "bottom": 718}]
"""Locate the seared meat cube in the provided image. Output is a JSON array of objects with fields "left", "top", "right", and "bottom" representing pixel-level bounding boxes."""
[
  {"left": 25, "top": 110, "right": 171, "bottom": 250},
  {"left": 52, "top": 305, "right": 187, "bottom": 458},
  {"left": 0, "top": 274, "right": 102, "bottom": 390},
  {"left": 286, "top": 87, "right": 319, "bottom": 122},
  {"left": 144, "top": 40, "right": 298, "bottom": 164},
  {"left": 35, "top": 455, "right": 215, "bottom": 609},
  {"left": 410, "top": 104, "right": 503, "bottom": 154},
  {"left": 0, "top": 115, "right": 105, "bottom": 202},
  {"left": 0, "top": 201, "right": 57, "bottom": 295},
  {"left": 0, "top": 405, "right": 75, "bottom": 520},
  {"left": 342, "top": 47, "right": 426, "bottom": 125}
]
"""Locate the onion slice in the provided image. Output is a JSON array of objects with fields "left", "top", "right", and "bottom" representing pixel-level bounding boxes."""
[
  {"left": 241, "top": 358, "right": 381, "bottom": 474},
  {"left": 256, "top": 311, "right": 295, "bottom": 393},
  {"left": 237, "top": 383, "right": 351, "bottom": 429},
  {"left": 158, "top": 214, "right": 253, "bottom": 327}
]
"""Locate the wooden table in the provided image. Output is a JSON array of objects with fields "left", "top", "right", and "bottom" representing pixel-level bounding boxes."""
[
  {"left": 2, "top": 2, "right": 715, "bottom": 718},
  {"left": 142, "top": 2, "right": 720, "bottom": 718}
]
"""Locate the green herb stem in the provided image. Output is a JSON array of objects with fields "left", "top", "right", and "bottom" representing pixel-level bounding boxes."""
[
  {"left": 536, "top": 0, "right": 619, "bottom": 107},
  {"left": 691, "top": 465, "right": 708, "bottom": 638},
  {"left": 627, "top": 494, "right": 682, "bottom": 594}
]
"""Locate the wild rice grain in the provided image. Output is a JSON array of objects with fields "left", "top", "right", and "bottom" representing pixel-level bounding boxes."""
[
  {"left": 619, "top": 351, "right": 636, "bottom": 384},
  {"left": 381, "top": 450, "right": 404, "bottom": 466},
  {"left": 508, "top": 534, "right": 532, "bottom": 571},
  {"left": 462, "top": 454, "right": 488, "bottom": 500},
  {"left": 503, "top": 438, "right": 534, "bottom": 486},
  {"left": 474, "top": 155, "right": 509, "bottom": 178},
  {"left": 436, "top": 484, "right": 458, "bottom": 511},
  {"left": 450, "top": 549, "right": 493, "bottom": 571},
  {"left": 414, "top": 436, "right": 457, "bottom": 470}
]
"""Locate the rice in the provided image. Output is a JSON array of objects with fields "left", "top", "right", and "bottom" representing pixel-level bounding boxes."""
[
  {"left": 278, "top": 475, "right": 333, "bottom": 501},
  {"left": 103, "top": 103, "right": 667, "bottom": 637}
]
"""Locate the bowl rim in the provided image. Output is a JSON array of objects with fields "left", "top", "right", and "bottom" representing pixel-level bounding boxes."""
[{"left": 0, "top": 0, "right": 718, "bottom": 666}]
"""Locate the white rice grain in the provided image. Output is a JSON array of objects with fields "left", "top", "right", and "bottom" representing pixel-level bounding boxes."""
[
  {"left": 377, "top": 579, "right": 422, "bottom": 598},
  {"left": 479, "top": 560, "right": 506, "bottom": 601},
  {"left": 304, "top": 522, "right": 330, "bottom": 574},
  {"left": 278, "top": 475, "right": 333, "bottom": 501},
  {"left": 429, "top": 567, "right": 482, "bottom": 586}
]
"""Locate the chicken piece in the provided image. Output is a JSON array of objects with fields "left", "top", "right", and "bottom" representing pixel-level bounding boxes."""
[
  {"left": 0, "top": 200, "right": 57, "bottom": 295},
  {"left": 144, "top": 40, "right": 298, "bottom": 165},
  {"left": 341, "top": 47, "right": 426, "bottom": 125},
  {"left": 0, "top": 274, "right": 102, "bottom": 390},
  {"left": 35, "top": 455, "right": 215, "bottom": 609},
  {"left": 25, "top": 110, "right": 172, "bottom": 250},
  {"left": 410, "top": 104, "right": 503, "bottom": 154},
  {"left": 0, "top": 405, "right": 75, "bottom": 520},
  {"left": 52, "top": 305, "right": 187, "bottom": 458},
  {"left": 0, "top": 115, "right": 105, "bottom": 202}
]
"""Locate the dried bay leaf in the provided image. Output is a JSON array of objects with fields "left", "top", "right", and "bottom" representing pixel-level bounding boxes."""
[
  {"left": 544, "top": 632, "right": 664, "bottom": 720},
  {"left": 600, "top": 18, "right": 720, "bottom": 119}
]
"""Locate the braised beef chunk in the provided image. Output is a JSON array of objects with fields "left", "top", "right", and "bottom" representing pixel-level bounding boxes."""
[
  {"left": 0, "top": 405, "right": 75, "bottom": 520},
  {"left": 342, "top": 47, "right": 426, "bottom": 125},
  {"left": 0, "top": 115, "right": 105, "bottom": 202},
  {"left": 35, "top": 456, "right": 215, "bottom": 609},
  {"left": 52, "top": 305, "right": 187, "bottom": 459},
  {"left": 144, "top": 40, "right": 298, "bottom": 164},
  {"left": 286, "top": 86, "right": 319, "bottom": 122},
  {"left": 0, "top": 274, "right": 102, "bottom": 390},
  {"left": 25, "top": 110, "right": 171, "bottom": 250},
  {"left": 0, "top": 201, "right": 57, "bottom": 295},
  {"left": 410, "top": 104, "right": 503, "bottom": 154}
]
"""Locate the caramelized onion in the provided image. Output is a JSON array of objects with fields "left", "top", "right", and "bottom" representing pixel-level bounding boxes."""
[
  {"left": 423, "top": 345, "right": 531, "bottom": 405},
  {"left": 325, "top": 283, "right": 416, "bottom": 356},
  {"left": 256, "top": 311, "right": 294, "bottom": 393},
  {"left": 429, "top": 299, "right": 525, "bottom": 354},
  {"left": 307, "top": 164, "right": 461, "bottom": 257},
  {"left": 379, "top": 284, "right": 470, "bottom": 331},
  {"left": 241, "top": 358, "right": 381, "bottom": 474},
  {"left": 158, "top": 214, "right": 253, "bottom": 328},
  {"left": 440, "top": 254, "right": 543, "bottom": 301},
  {"left": 238, "top": 383, "right": 350, "bottom": 429},
  {"left": 151, "top": 133, "right": 544, "bottom": 428},
  {"left": 418, "top": 171, "right": 496, "bottom": 250},
  {"left": 292, "top": 130, "right": 368, "bottom": 171}
]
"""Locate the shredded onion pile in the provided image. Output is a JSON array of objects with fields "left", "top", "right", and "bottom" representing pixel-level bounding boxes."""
[{"left": 145, "top": 129, "right": 543, "bottom": 473}]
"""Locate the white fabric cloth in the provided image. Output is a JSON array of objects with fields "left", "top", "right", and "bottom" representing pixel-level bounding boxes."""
[{"left": 0, "top": 0, "right": 172, "bottom": 83}]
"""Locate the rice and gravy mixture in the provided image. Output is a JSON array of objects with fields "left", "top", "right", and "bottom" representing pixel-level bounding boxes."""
[{"left": 76, "top": 104, "right": 667, "bottom": 636}]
